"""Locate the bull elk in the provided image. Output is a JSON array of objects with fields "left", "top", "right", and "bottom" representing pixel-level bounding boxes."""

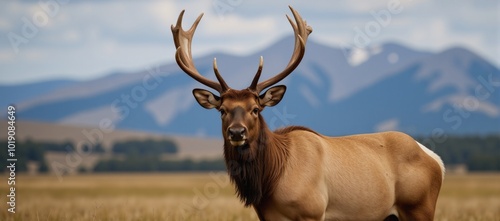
[{"left": 171, "top": 6, "right": 444, "bottom": 221}]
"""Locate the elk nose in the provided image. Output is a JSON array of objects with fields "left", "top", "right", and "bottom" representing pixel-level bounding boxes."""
[{"left": 228, "top": 127, "right": 246, "bottom": 140}]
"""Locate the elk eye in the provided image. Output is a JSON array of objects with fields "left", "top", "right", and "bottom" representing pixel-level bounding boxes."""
[
  {"left": 219, "top": 109, "right": 226, "bottom": 116},
  {"left": 252, "top": 108, "right": 259, "bottom": 115}
]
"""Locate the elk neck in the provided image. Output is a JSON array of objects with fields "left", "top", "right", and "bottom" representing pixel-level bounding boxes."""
[{"left": 223, "top": 114, "right": 290, "bottom": 207}]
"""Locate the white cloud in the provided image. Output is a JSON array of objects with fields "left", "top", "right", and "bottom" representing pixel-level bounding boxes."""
[
  {"left": 0, "top": 0, "right": 498, "bottom": 84},
  {"left": 60, "top": 29, "right": 81, "bottom": 42},
  {"left": 0, "top": 50, "right": 14, "bottom": 62},
  {"left": 339, "top": 0, "right": 428, "bottom": 13},
  {"left": 404, "top": 18, "right": 485, "bottom": 54},
  {"left": 147, "top": 1, "right": 180, "bottom": 30},
  {"left": 203, "top": 14, "right": 277, "bottom": 37},
  {"left": 0, "top": 19, "right": 11, "bottom": 30}
]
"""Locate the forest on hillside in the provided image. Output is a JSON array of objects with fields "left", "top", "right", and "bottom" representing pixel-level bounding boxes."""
[
  {"left": 1, "top": 135, "right": 499, "bottom": 173},
  {"left": 415, "top": 135, "right": 500, "bottom": 171}
]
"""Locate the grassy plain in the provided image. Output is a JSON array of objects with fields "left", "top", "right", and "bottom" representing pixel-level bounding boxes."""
[{"left": 1, "top": 173, "right": 499, "bottom": 221}]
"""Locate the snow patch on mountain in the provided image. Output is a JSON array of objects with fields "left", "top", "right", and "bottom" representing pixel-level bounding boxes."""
[
  {"left": 299, "top": 84, "right": 321, "bottom": 108},
  {"left": 8, "top": 37, "right": 500, "bottom": 136},
  {"left": 328, "top": 43, "right": 430, "bottom": 102},
  {"left": 422, "top": 94, "right": 500, "bottom": 117},
  {"left": 416, "top": 49, "right": 476, "bottom": 93},
  {"left": 348, "top": 48, "right": 370, "bottom": 66},
  {"left": 299, "top": 68, "right": 323, "bottom": 87},
  {"left": 145, "top": 84, "right": 196, "bottom": 126},
  {"left": 59, "top": 105, "right": 121, "bottom": 127}
]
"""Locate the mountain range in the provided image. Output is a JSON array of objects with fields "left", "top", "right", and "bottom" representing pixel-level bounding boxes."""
[{"left": 3, "top": 36, "right": 499, "bottom": 137}]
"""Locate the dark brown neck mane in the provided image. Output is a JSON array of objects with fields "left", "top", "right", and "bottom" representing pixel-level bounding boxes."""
[{"left": 223, "top": 115, "right": 290, "bottom": 207}]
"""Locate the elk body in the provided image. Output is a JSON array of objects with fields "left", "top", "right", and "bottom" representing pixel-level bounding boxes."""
[{"left": 171, "top": 6, "right": 444, "bottom": 221}]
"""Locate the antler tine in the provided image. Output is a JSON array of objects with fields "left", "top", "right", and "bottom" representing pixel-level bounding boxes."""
[
  {"left": 255, "top": 6, "right": 312, "bottom": 93},
  {"left": 213, "top": 58, "right": 230, "bottom": 92},
  {"left": 248, "top": 56, "right": 264, "bottom": 91},
  {"left": 171, "top": 10, "right": 227, "bottom": 93}
]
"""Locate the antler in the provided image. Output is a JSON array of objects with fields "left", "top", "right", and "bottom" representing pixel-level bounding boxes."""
[
  {"left": 171, "top": 10, "right": 230, "bottom": 93},
  {"left": 249, "top": 6, "right": 312, "bottom": 93}
]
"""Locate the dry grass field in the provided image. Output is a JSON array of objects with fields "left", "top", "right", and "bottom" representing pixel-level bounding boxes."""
[{"left": 1, "top": 173, "right": 499, "bottom": 221}]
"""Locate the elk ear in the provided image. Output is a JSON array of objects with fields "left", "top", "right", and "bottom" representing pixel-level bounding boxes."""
[
  {"left": 259, "top": 85, "right": 286, "bottom": 107},
  {"left": 193, "top": 89, "right": 221, "bottom": 109}
]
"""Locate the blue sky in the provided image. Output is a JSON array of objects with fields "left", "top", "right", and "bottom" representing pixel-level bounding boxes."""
[{"left": 0, "top": 0, "right": 498, "bottom": 85}]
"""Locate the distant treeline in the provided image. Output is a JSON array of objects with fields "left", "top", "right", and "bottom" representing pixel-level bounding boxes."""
[
  {"left": 0, "top": 139, "right": 179, "bottom": 172},
  {"left": 2, "top": 135, "right": 500, "bottom": 172},
  {"left": 416, "top": 135, "right": 500, "bottom": 171},
  {"left": 92, "top": 139, "right": 226, "bottom": 172},
  {"left": 112, "top": 139, "right": 177, "bottom": 155}
]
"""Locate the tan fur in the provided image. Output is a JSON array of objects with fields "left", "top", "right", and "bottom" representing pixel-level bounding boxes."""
[
  {"left": 217, "top": 91, "right": 444, "bottom": 220},
  {"left": 172, "top": 7, "right": 443, "bottom": 220},
  {"left": 256, "top": 130, "right": 444, "bottom": 221}
]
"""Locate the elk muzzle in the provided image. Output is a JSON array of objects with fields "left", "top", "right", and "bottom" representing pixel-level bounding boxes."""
[{"left": 227, "top": 126, "right": 247, "bottom": 146}]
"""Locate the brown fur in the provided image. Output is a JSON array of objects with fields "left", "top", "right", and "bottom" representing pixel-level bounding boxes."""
[
  {"left": 193, "top": 89, "right": 444, "bottom": 220},
  {"left": 174, "top": 7, "right": 444, "bottom": 220},
  {"left": 221, "top": 88, "right": 258, "bottom": 101},
  {"left": 220, "top": 90, "right": 322, "bottom": 207},
  {"left": 223, "top": 114, "right": 290, "bottom": 206},
  {"left": 274, "top": 125, "right": 319, "bottom": 136},
  {"left": 215, "top": 90, "right": 444, "bottom": 220}
]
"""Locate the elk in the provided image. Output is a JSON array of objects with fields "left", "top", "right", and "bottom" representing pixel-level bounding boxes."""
[{"left": 171, "top": 6, "right": 444, "bottom": 221}]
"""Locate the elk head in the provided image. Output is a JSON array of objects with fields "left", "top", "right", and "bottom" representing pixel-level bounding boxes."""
[{"left": 171, "top": 6, "right": 312, "bottom": 148}]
